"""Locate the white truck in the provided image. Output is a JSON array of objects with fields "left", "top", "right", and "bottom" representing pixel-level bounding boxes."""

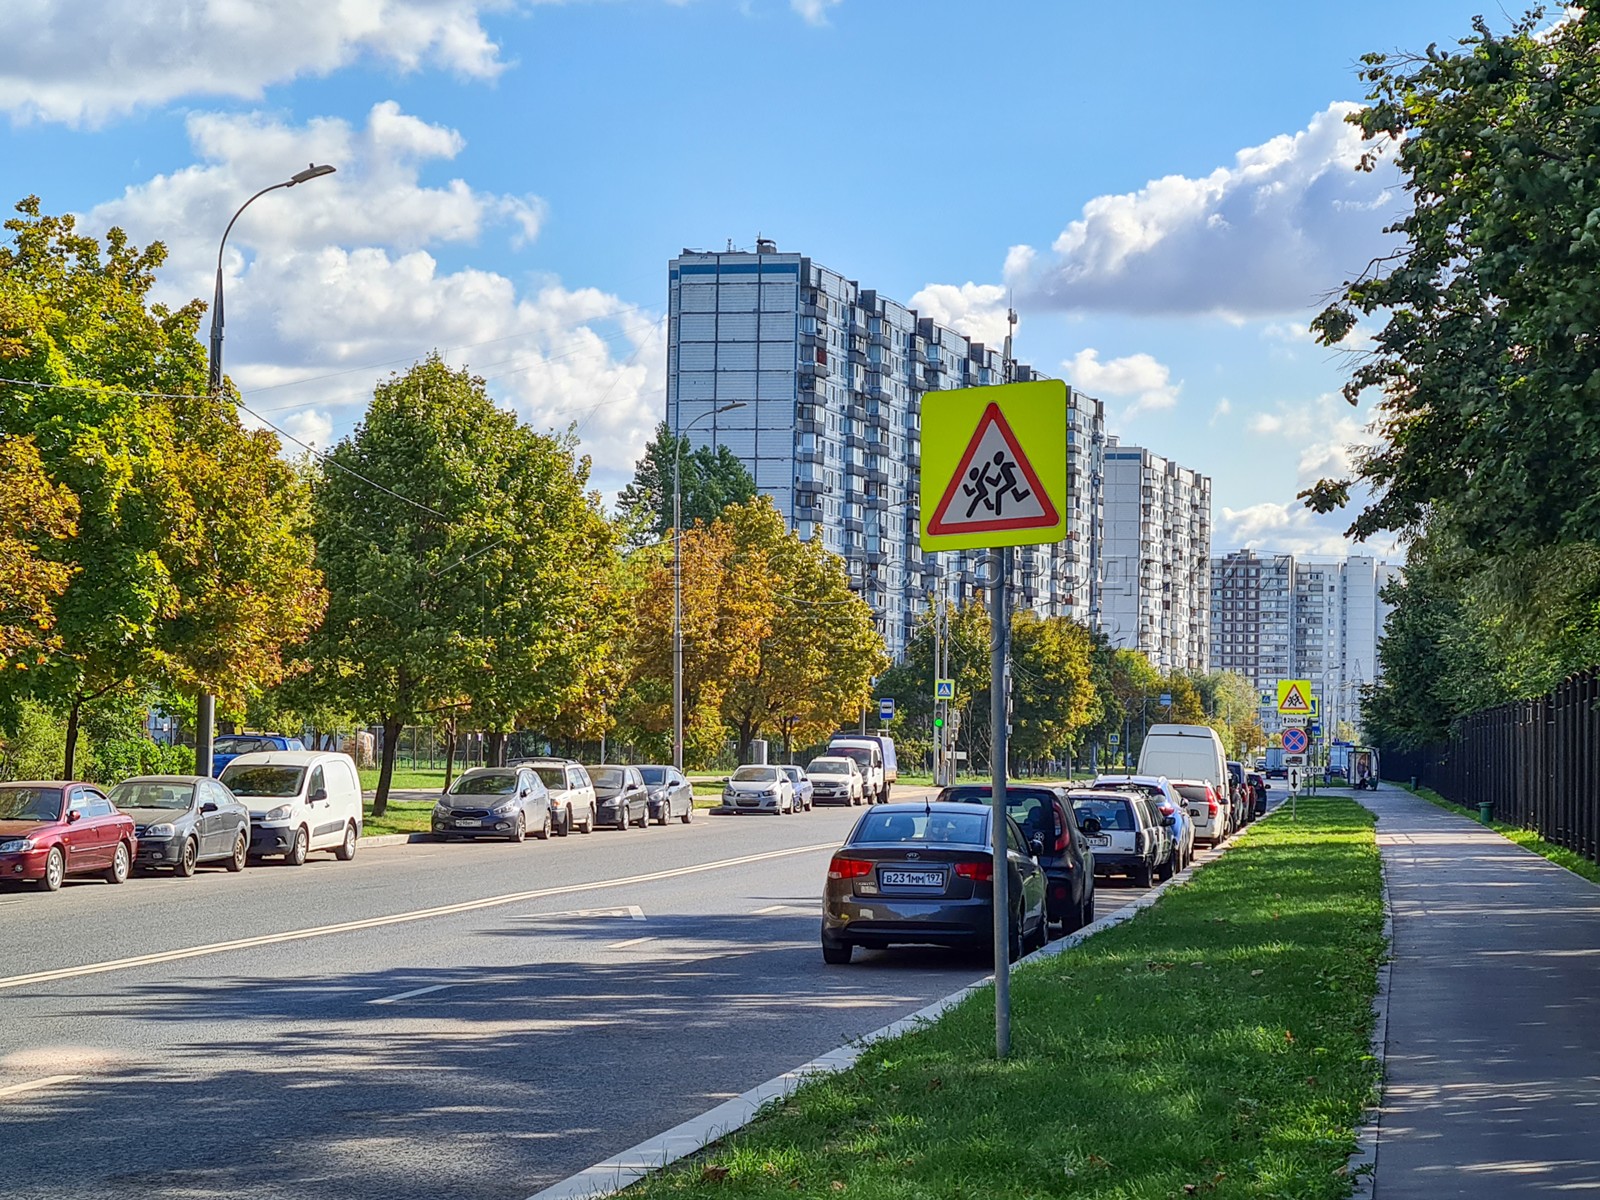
[{"left": 827, "top": 734, "right": 897, "bottom": 804}]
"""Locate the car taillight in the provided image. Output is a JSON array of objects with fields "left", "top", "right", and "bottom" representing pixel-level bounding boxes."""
[
  {"left": 828, "top": 856, "right": 872, "bottom": 880},
  {"left": 953, "top": 861, "right": 993, "bottom": 882},
  {"left": 1053, "top": 801, "right": 1070, "bottom": 853},
  {"left": 1207, "top": 788, "right": 1219, "bottom": 817}
]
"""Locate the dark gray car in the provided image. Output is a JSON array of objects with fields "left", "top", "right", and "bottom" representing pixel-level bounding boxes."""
[
  {"left": 111, "top": 775, "right": 251, "bottom": 877},
  {"left": 638, "top": 765, "right": 693, "bottom": 825},
  {"left": 589, "top": 765, "right": 650, "bottom": 830},
  {"left": 432, "top": 767, "right": 552, "bottom": 842},
  {"left": 820, "top": 801, "right": 1048, "bottom": 965}
]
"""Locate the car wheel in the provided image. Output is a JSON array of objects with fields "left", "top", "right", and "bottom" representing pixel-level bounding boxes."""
[
  {"left": 556, "top": 807, "right": 571, "bottom": 837},
  {"left": 1082, "top": 890, "right": 1096, "bottom": 926},
  {"left": 41, "top": 847, "right": 64, "bottom": 892},
  {"left": 1134, "top": 861, "right": 1153, "bottom": 888},
  {"left": 174, "top": 836, "right": 199, "bottom": 878},
  {"left": 284, "top": 826, "right": 309, "bottom": 866},
  {"left": 536, "top": 809, "right": 553, "bottom": 841},
  {"left": 226, "top": 830, "right": 248, "bottom": 872},
  {"left": 1007, "top": 917, "right": 1024, "bottom": 963},
  {"left": 821, "top": 936, "right": 853, "bottom": 965},
  {"left": 680, "top": 800, "right": 693, "bottom": 825},
  {"left": 104, "top": 841, "right": 131, "bottom": 885},
  {"left": 615, "top": 808, "right": 628, "bottom": 831},
  {"left": 582, "top": 805, "right": 596, "bottom": 833},
  {"left": 657, "top": 803, "right": 669, "bottom": 827},
  {"left": 509, "top": 812, "right": 527, "bottom": 844},
  {"left": 1157, "top": 851, "right": 1173, "bottom": 882},
  {"left": 335, "top": 821, "right": 358, "bottom": 861},
  {"left": 880, "top": 784, "right": 891, "bottom": 805}
]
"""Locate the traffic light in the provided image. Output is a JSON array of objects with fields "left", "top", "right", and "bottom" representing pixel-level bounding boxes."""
[{"left": 934, "top": 715, "right": 945, "bottom": 730}]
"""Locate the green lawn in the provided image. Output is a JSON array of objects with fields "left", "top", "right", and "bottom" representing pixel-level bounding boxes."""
[
  {"left": 360, "top": 799, "right": 435, "bottom": 838},
  {"left": 358, "top": 766, "right": 449, "bottom": 792},
  {"left": 1409, "top": 784, "right": 1600, "bottom": 885},
  {"left": 623, "top": 797, "right": 1385, "bottom": 1200}
]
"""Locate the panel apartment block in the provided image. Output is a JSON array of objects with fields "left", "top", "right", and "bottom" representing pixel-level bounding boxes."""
[{"left": 666, "top": 243, "right": 1106, "bottom": 658}]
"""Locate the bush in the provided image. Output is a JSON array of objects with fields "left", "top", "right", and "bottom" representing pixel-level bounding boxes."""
[{"left": 0, "top": 700, "right": 71, "bottom": 781}]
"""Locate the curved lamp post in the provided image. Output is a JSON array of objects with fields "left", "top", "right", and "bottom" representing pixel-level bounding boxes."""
[
  {"left": 195, "top": 163, "right": 336, "bottom": 778},
  {"left": 672, "top": 400, "right": 745, "bottom": 771}
]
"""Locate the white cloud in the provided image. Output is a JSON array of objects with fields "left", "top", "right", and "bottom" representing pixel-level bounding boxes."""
[
  {"left": 791, "top": 0, "right": 843, "bottom": 25},
  {"left": 1061, "top": 348, "right": 1180, "bottom": 419},
  {"left": 86, "top": 104, "right": 664, "bottom": 498},
  {"left": 907, "top": 282, "right": 1012, "bottom": 347},
  {"left": 1209, "top": 397, "right": 1233, "bottom": 426},
  {"left": 1006, "top": 103, "right": 1404, "bottom": 318},
  {"left": 0, "top": 0, "right": 515, "bottom": 126}
]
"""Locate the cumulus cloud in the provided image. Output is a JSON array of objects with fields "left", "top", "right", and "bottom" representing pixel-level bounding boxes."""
[
  {"left": 86, "top": 104, "right": 664, "bottom": 498},
  {"left": 0, "top": 0, "right": 516, "bottom": 126},
  {"left": 791, "top": 0, "right": 843, "bottom": 25},
  {"left": 1005, "top": 103, "right": 1404, "bottom": 318},
  {"left": 1061, "top": 348, "right": 1180, "bottom": 420},
  {"left": 907, "top": 282, "right": 1012, "bottom": 347}
]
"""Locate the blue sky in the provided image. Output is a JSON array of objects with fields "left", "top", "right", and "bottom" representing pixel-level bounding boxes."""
[{"left": 1, "top": 0, "right": 1515, "bottom": 556}]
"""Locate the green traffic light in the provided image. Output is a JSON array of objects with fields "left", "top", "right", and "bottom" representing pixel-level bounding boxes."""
[{"left": 934, "top": 717, "right": 944, "bottom": 728}]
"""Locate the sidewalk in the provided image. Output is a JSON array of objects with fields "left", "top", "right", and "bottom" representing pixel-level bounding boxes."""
[{"left": 1365, "top": 783, "right": 1600, "bottom": 1197}]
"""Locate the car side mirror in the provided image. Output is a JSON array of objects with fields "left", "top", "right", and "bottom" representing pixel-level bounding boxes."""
[
  {"left": 201, "top": 801, "right": 219, "bottom": 814},
  {"left": 1162, "top": 814, "right": 1175, "bottom": 826},
  {"left": 309, "top": 788, "right": 328, "bottom": 804},
  {"left": 67, "top": 809, "right": 82, "bottom": 824},
  {"left": 1080, "top": 816, "right": 1101, "bottom": 835}
]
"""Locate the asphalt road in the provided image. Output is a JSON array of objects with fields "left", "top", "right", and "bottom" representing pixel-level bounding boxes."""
[{"left": 0, "top": 789, "right": 1226, "bottom": 1200}]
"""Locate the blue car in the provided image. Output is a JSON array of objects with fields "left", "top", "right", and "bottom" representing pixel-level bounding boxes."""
[{"left": 210, "top": 733, "right": 305, "bottom": 777}]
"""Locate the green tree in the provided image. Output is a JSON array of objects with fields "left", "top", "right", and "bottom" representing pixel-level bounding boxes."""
[
  {"left": 0, "top": 434, "right": 78, "bottom": 667},
  {"left": 1008, "top": 612, "right": 1096, "bottom": 763},
  {"left": 615, "top": 422, "right": 757, "bottom": 549}
]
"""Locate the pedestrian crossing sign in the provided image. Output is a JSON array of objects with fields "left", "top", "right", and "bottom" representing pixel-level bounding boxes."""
[
  {"left": 1277, "top": 679, "right": 1314, "bottom": 715},
  {"left": 934, "top": 678, "right": 955, "bottom": 700},
  {"left": 920, "top": 380, "right": 1067, "bottom": 551}
]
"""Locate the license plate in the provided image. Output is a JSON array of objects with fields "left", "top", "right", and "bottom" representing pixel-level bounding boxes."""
[
  {"left": 880, "top": 869, "right": 944, "bottom": 887},
  {"left": 455, "top": 818, "right": 481, "bottom": 828},
  {"left": 1088, "top": 835, "right": 1111, "bottom": 846}
]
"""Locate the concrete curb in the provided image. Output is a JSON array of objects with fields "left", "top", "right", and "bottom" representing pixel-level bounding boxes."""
[
  {"left": 521, "top": 809, "right": 1258, "bottom": 1200},
  {"left": 356, "top": 832, "right": 432, "bottom": 849},
  {"left": 1346, "top": 794, "right": 1394, "bottom": 1196}
]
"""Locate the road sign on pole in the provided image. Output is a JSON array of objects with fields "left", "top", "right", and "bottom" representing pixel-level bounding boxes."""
[
  {"left": 1159, "top": 692, "right": 1172, "bottom": 707},
  {"left": 934, "top": 678, "right": 955, "bottom": 700},
  {"left": 1277, "top": 679, "right": 1314, "bottom": 716},
  {"left": 878, "top": 698, "right": 895, "bottom": 723},
  {"left": 1282, "top": 726, "right": 1309, "bottom": 755}
]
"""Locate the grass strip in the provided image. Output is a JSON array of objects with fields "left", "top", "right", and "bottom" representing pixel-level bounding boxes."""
[
  {"left": 361, "top": 800, "right": 434, "bottom": 837},
  {"left": 624, "top": 797, "right": 1383, "bottom": 1200},
  {"left": 1406, "top": 784, "right": 1600, "bottom": 885}
]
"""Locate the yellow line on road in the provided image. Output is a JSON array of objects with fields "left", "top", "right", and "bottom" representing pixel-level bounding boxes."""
[{"left": 0, "top": 842, "right": 839, "bottom": 994}]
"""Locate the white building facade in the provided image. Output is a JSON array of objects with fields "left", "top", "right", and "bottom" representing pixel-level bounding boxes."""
[
  {"left": 1100, "top": 441, "right": 1212, "bottom": 672},
  {"left": 666, "top": 243, "right": 1106, "bottom": 657}
]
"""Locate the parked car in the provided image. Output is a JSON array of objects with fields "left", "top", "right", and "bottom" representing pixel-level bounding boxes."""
[
  {"left": 432, "top": 766, "right": 552, "bottom": 842},
  {"left": 806, "top": 756, "right": 864, "bottom": 806},
  {"left": 1138, "top": 724, "right": 1231, "bottom": 829},
  {"left": 639, "top": 764, "right": 694, "bottom": 825},
  {"left": 0, "top": 781, "right": 136, "bottom": 891},
  {"left": 1226, "top": 760, "right": 1252, "bottom": 828},
  {"left": 820, "top": 801, "right": 1048, "bottom": 964},
  {"left": 828, "top": 734, "right": 896, "bottom": 803},
  {"left": 110, "top": 775, "right": 251, "bottom": 876},
  {"left": 1091, "top": 774, "right": 1194, "bottom": 873},
  {"left": 779, "top": 765, "right": 814, "bottom": 812},
  {"left": 220, "top": 750, "right": 363, "bottom": 865},
  {"left": 1246, "top": 770, "right": 1269, "bottom": 817},
  {"left": 210, "top": 732, "right": 305, "bottom": 777},
  {"left": 1171, "top": 777, "right": 1228, "bottom": 846},
  {"left": 937, "top": 783, "right": 1098, "bottom": 932},
  {"left": 590, "top": 765, "right": 650, "bottom": 829},
  {"left": 718, "top": 765, "right": 796, "bottom": 815},
  {"left": 516, "top": 757, "right": 597, "bottom": 834},
  {"left": 1068, "top": 789, "right": 1174, "bottom": 887}
]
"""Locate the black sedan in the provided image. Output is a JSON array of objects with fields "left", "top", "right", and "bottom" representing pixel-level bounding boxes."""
[
  {"left": 638, "top": 765, "right": 693, "bottom": 825},
  {"left": 820, "top": 801, "right": 1048, "bottom": 965},
  {"left": 110, "top": 775, "right": 251, "bottom": 876},
  {"left": 938, "top": 783, "right": 1100, "bottom": 932}
]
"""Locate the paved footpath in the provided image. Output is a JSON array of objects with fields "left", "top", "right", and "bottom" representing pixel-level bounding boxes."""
[{"left": 1365, "top": 783, "right": 1600, "bottom": 1198}]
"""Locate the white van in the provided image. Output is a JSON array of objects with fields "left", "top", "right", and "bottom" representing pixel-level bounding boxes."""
[
  {"left": 1136, "top": 724, "right": 1231, "bottom": 845},
  {"left": 220, "top": 750, "right": 364, "bottom": 865},
  {"left": 828, "top": 735, "right": 896, "bottom": 803}
]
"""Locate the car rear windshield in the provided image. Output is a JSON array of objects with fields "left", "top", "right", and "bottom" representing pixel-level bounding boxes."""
[
  {"left": 1173, "top": 783, "right": 1210, "bottom": 804},
  {"left": 0, "top": 786, "right": 62, "bottom": 821},
  {"left": 109, "top": 781, "right": 193, "bottom": 809},
  {"left": 638, "top": 767, "right": 668, "bottom": 785},
  {"left": 732, "top": 767, "right": 779, "bottom": 782},
  {"left": 214, "top": 736, "right": 272, "bottom": 755},
  {"left": 219, "top": 765, "right": 305, "bottom": 798},
  {"left": 938, "top": 787, "right": 1055, "bottom": 842},
  {"left": 1072, "top": 797, "right": 1136, "bottom": 831},
  {"left": 531, "top": 767, "right": 566, "bottom": 789},
  {"left": 852, "top": 810, "right": 987, "bottom": 845},
  {"left": 807, "top": 758, "right": 852, "bottom": 775},
  {"left": 450, "top": 772, "right": 517, "bottom": 796}
]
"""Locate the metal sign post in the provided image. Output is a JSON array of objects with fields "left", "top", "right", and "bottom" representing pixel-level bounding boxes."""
[{"left": 989, "top": 546, "right": 1013, "bottom": 1059}]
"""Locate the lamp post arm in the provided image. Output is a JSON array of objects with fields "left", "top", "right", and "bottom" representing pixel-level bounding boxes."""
[{"left": 207, "top": 180, "right": 292, "bottom": 397}]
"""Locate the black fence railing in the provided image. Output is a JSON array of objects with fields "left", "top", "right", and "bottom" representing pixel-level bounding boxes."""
[{"left": 1381, "top": 667, "right": 1600, "bottom": 867}]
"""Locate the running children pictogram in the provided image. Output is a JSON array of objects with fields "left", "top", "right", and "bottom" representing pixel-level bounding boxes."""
[{"left": 927, "top": 403, "right": 1058, "bottom": 536}]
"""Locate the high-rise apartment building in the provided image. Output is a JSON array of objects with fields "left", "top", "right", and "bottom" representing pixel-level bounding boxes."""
[
  {"left": 665, "top": 243, "right": 1106, "bottom": 657},
  {"left": 1100, "top": 440, "right": 1212, "bottom": 672},
  {"left": 1208, "top": 551, "right": 1401, "bottom": 737}
]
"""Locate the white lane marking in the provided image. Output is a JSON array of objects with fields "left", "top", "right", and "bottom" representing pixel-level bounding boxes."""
[
  {"left": 513, "top": 905, "right": 646, "bottom": 922},
  {"left": 606, "top": 936, "right": 655, "bottom": 950},
  {"left": 751, "top": 903, "right": 814, "bottom": 915},
  {"left": 0, "top": 843, "right": 839, "bottom": 994},
  {"left": 368, "top": 982, "right": 459, "bottom": 1006},
  {"left": 0, "top": 1075, "right": 81, "bottom": 1100}
]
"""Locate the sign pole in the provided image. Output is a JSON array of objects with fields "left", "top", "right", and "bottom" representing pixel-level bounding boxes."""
[{"left": 989, "top": 545, "right": 1012, "bottom": 1059}]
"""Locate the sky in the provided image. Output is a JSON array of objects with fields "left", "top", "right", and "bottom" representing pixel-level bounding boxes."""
[{"left": 0, "top": 0, "right": 1525, "bottom": 559}]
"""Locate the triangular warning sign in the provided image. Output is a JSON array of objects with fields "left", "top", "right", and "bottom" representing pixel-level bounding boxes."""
[
  {"left": 928, "top": 403, "right": 1059, "bottom": 535},
  {"left": 1280, "top": 683, "right": 1310, "bottom": 713}
]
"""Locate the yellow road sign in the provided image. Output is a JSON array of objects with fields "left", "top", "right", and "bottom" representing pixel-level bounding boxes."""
[
  {"left": 920, "top": 380, "right": 1067, "bottom": 551},
  {"left": 1277, "top": 679, "right": 1314, "bottom": 715}
]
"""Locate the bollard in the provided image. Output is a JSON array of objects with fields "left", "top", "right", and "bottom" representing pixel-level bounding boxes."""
[
  {"left": 1409, "top": 776, "right": 1417, "bottom": 791},
  {"left": 1477, "top": 801, "right": 1494, "bottom": 824}
]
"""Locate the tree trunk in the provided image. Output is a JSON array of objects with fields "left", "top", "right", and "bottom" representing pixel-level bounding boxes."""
[
  {"left": 63, "top": 694, "right": 84, "bottom": 778},
  {"left": 487, "top": 730, "right": 506, "bottom": 767},
  {"left": 373, "top": 715, "right": 403, "bottom": 817}
]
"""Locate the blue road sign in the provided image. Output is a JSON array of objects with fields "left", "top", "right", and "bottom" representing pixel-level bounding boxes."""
[
  {"left": 1159, "top": 692, "right": 1172, "bottom": 707},
  {"left": 1282, "top": 726, "right": 1309, "bottom": 754},
  {"left": 1310, "top": 722, "right": 1322, "bottom": 738},
  {"left": 879, "top": 698, "right": 895, "bottom": 722}
]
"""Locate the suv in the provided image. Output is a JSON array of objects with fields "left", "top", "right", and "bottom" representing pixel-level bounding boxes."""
[
  {"left": 937, "top": 783, "right": 1098, "bottom": 932},
  {"left": 1092, "top": 774, "right": 1194, "bottom": 874},
  {"left": 513, "top": 758, "right": 597, "bottom": 835},
  {"left": 1245, "top": 770, "right": 1269, "bottom": 818},
  {"left": 211, "top": 733, "right": 305, "bottom": 777},
  {"left": 1225, "top": 761, "right": 1251, "bottom": 829},
  {"left": 1069, "top": 788, "right": 1174, "bottom": 888}
]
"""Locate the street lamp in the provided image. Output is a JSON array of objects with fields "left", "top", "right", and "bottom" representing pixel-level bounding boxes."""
[
  {"left": 194, "top": 163, "right": 336, "bottom": 778},
  {"left": 672, "top": 400, "right": 745, "bottom": 770}
]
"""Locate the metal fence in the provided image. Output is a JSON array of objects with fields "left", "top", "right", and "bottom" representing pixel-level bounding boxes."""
[{"left": 1381, "top": 667, "right": 1600, "bottom": 866}]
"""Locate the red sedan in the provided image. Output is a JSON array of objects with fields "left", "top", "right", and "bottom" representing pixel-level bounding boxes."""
[{"left": 0, "top": 781, "right": 137, "bottom": 891}]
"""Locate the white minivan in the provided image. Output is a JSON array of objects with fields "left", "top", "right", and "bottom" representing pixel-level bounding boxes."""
[
  {"left": 220, "top": 750, "right": 364, "bottom": 865},
  {"left": 1137, "top": 724, "right": 1231, "bottom": 846}
]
